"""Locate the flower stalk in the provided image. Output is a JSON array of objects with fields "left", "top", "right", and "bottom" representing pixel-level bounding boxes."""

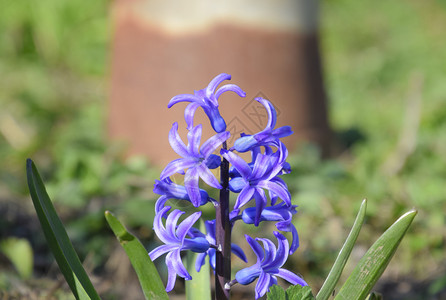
[{"left": 215, "top": 141, "right": 231, "bottom": 300}]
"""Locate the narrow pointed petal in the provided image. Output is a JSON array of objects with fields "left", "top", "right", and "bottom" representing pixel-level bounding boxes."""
[
  {"left": 245, "top": 235, "right": 264, "bottom": 262},
  {"left": 166, "top": 209, "right": 184, "bottom": 240},
  {"left": 271, "top": 126, "right": 293, "bottom": 138},
  {"left": 168, "top": 122, "right": 189, "bottom": 158},
  {"left": 257, "top": 180, "right": 291, "bottom": 205},
  {"left": 221, "top": 149, "right": 252, "bottom": 179},
  {"left": 200, "top": 131, "right": 230, "bottom": 157},
  {"left": 184, "top": 168, "right": 201, "bottom": 207},
  {"left": 197, "top": 164, "right": 222, "bottom": 189},
  {"left": 168, "top": 94, "right": 203, "bottom": 108},
  {"left": 276, "top": 269, "right": 308, "bottom": 286},
  {"left": 165, "top": 257, "right": 177, "bottom": 292},
  {"left": 195, "top": 252, "right": 207, "bottom": 272},
  {"left": 250, "top": 154, "right": 272, "bottom": 179},
  {"left": 255, "top": 272, "right": 271, "bottom": 299},
  {"left": 215, "top": 84, "right": 246, "bottom": 99},
  {"left": 206, "top": 73, "right": 231, "bottom": 97},
  {"left": 155, "top": 195, "right": 169, "bottom": 213},
  {"left": 170, "top": 249, "right": 190, "bottom": 279},
  {"left": 231, "top": 243, "right": 247, "bottom": 262},
  {"left": 255, "top": 97, "right": 277, "bottom": 129},
  {"left": 184, "top": 102, "right": 200, "bottom": 130},
  {"left": 235, "top": 186, "right": 255, "bottom": 209},
  {"left": 269, "top": 232, "right": 289, "bottom": 268},
  {"left": 160, "top": 158, "right": 196, "bottom": 179},
  {"left": 254, "top": 189, "right": 267, "bottom": 226},
  {"left": 149, "top": 244, "right": 178, "bottom": 261},
  {"left": 176, "top": 211, "right": 201, "bottom": 240},
  {"left": 187, "top": 125, "right": 202, "bottom": 155},
  {"left": 153, "top": 207, "right": 177, "bottom": 244}
]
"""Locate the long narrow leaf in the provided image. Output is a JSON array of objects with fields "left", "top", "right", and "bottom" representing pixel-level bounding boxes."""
[
  {"left": 26, "top": 159, "right": 100, "bottom": 300},
  {"left": 335, "top": 210, "right": 417, "bottom": 300},
  {"left": 316, "top": 199, "right": 367, "bottom": 300},
  {"left": 104, "top": 211, "right": 168, "bottom": 300},
  {"left": 186, "top": 220, "right": 211, "bottom": 300}
]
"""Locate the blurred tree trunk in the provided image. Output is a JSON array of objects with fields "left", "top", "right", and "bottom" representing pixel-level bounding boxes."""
[{"left": 109, "top": 0, "right": 332, "bottom": 166}]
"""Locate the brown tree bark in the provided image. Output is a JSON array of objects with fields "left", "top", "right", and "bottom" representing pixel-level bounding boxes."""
[{"left": 108, "top": 0, "right": 332, "bottom": 166}]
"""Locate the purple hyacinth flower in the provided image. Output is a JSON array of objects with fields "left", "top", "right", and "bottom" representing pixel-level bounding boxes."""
[
  {"left": 149, "top": 207, "right": 210, "bottom": 292},
  {"left": 194, "top": 220, "right": 247, "bottom": 272},
  {"left": 160, "top": 122, "right": 229, "bottom": 206},
  {"left": 168, "top": 73, "right": 246, "bottom": 133},
  {"left": 154, "top": 178, "right": 213, "bottom": 212},
  {"left": 233, "top": 97, "right": 293, "bottom": 152},
  {"left": 235, "top": 203, "right": 299, "bottom": 254},
  {"left": 221, "top": 147, "right": 291, "bottom": 225},
  {"left": 235, "top": 232, "right": 307, "bottom": 299}
]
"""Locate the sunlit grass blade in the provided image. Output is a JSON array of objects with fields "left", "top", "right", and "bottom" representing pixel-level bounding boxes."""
[
  {"left": 186, "top": 220, "right": 211, "bottom": 300},
  {"left": 26, "top": 159, "right": 100, "bottom": 300},
  {"left": 335, "top": 210, "right": 417, "bottom": 300},
  {"left": 316, "top": 199, "right": 367, "bottom": 300},
  {"left": 104, "top": 211, "right": 168, "bottom": 300}
]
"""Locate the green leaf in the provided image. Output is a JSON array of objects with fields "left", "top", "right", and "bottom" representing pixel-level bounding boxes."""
[
  {"left": 267, "top": 285, "right": 286, "bottom": 300},
  {"left": 335, "top": 210, "right": 417, "bottom": 300},
  {"left": 104, "top": 211, "right": 168, "bottom": 300},
  {"left": 267, "top": 285, "right": 315, "bottom": 300},
  {"left": 286, "top": 285, "right": 316, "bottom": 300},
  {"left": 317, "top": 199, "right": 367, "bottom": 300},
  {"left": 26, "top": 159, "right": 100, "bottom": 300},
  {"left": 0, "top": 237, "right": 33, "bottom": 279},
  {"left": 186, "top": 220, "right": 211, "bottom": 300}
]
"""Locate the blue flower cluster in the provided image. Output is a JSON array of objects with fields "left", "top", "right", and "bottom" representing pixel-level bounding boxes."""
[{"left": 149, "top": 73, "right": 307, "bottom": 298}]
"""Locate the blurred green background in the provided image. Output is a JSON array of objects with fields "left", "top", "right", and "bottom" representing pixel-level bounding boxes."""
[{"left": 1, "top": 0, "right": 445, "bottom": 299}]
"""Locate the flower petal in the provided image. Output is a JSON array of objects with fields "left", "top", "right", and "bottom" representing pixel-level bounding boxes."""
[
  {"left": 170, "top": 249, "right": 191, "bottom": 280},
  {"left": 253, "top": 188, "right": 267, "bottom": 226},
  {"left": 235, "top": 186, "right": 255, "bottom": 209},
  {"left": 187, "top": 124, "right": 202, "bottom": 155},
  {"left": 149, "top": 244, "right": 178, "bottom": 261},
  {"left": 251, "top": 153, "right": 273, "bottom": 180},
  {"left": 276, "top": 269, "right": 308, "bottom": 286},
  {"left": 184, "top": 102, "right": 200, "bottom": 130},
  {"left": 166, "top": 209, "right": 184, "bottom": 240},
  {"left": 176, "top": 211, "right": 201, "bottom": 241},
  {"left": 221, "top": 149, "right": 252, "bottom": 179},
  {"left": 195, "top": 252, "right": 207, "bottom": 272},
  {"left": 153, "top": 207, "right": 177, "bottom": 244},
  {"left": 201, "top": 131, "right": 230, "bottom": 157},
  {"left": 255, "top": 97, "right": 277, "bottom": 130},
  {"left": 168, "top": 94, "right": 203, "bottom": 108},
  {"left": 255, "top": 272, "right": 271, "bottom": 299},
  {"left": 215, "top": 83, "right": 246, "bottom": 99},
  {"left": 269, "top": 232, "right": 289, "bottom": 269},
  {"left": 184, "top": 167, "right": 201, "bottom": 207},
  {"left": 245, "top": 235, "right": 264, "bottom": 262},
  {"left": 271, "top": 126, "right": 293, "bottom": 138},
  {"left": 168, "top": 122, "right": 189, "bottom": 158},
  {"left": 160, "top": 158, "right": 196, "bottom": 179},
  {"left": 257, "top": 180, "right": 291, "bottom": 206},
  {"left": 206, "top": 73, "right": 231, "bottom": 98},
  {"left": 231, "top": 243, "right": 247, "bottom": 262},
  {"left": 197, "top": 163, "right": 222, "bottom": 189}
]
